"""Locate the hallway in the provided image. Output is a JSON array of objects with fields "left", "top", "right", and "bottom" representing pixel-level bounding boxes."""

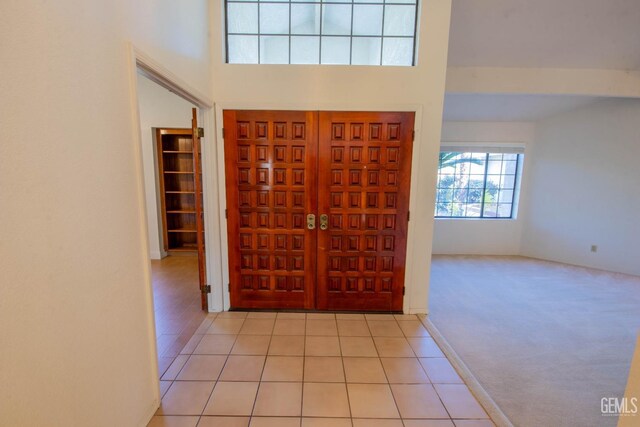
[{"left": 153, "top": 256, "right": 207, "bottom": 378}]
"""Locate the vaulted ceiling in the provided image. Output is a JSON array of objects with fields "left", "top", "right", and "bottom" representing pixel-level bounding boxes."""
[
  {"left": 443, "top": 94, "right": 602, "bottom": 121},
  {"left": 448, "top": 0, "right": 640, "bottom": 70},
  {"left": 443, "top": 1, "right": 640, "bottom": 121}
]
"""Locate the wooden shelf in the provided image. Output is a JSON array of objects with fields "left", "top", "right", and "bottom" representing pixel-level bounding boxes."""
[
  {"left": 155, "top": 117, "right": 206, "bottom": 311},
  {"left": 157, "top": 127, "right": 204, "bottom": 253},
  {"left": 168, "top": 243, "right": 198, "bottom": 252}
]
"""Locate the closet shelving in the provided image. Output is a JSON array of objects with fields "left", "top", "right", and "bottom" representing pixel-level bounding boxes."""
[{"left": 156, "top": 128, "right": 203, "bottom": 253}]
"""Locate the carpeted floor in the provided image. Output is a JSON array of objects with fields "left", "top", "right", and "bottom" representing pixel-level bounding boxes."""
[{"left": 429, "top": 255, "right": 640, "bottom": 427}]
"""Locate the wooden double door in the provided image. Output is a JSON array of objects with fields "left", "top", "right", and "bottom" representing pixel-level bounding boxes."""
[{"left": 223, "top": 110, "right": 414, "bottom": 311}]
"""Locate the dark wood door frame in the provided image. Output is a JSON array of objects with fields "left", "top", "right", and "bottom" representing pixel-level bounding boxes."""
[
  {"left": 155, "top": 121, "right": 208, "bottom": 311},
  {"left": 191, "top": 108, "right": 208, "bottom": 311}
]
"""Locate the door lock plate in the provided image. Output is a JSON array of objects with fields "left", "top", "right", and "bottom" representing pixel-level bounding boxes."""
[
  {"left": 319, "top": 214, "right": 329, "bottom": 230},
  {"left": 307, "top": 214, "right": 316, "bottom": 230}
]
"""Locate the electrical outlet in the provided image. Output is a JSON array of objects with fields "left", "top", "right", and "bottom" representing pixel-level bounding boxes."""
[{"left": 591, "top": 245, "right": 598, "bottom": 253}]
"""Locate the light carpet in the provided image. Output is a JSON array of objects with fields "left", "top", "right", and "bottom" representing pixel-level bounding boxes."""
[{"left": 429, "top": 255, "right": 640, "bottom": 427}]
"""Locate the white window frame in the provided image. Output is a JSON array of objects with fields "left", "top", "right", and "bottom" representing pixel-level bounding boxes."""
[{"left": 436, "top": 142, "right": 525, "bottom": 220}]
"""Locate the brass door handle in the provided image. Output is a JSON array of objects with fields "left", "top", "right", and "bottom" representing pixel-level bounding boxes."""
[
  {"left": 307, "top": 214, "right": 316, "bottom": 230},
  {"left": 319, "top": 214, "right": 328, "bottom": 230}
]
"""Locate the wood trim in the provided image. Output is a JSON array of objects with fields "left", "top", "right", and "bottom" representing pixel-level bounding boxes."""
[
  {"left": 191, "top": 109, "right": 208, "bottom": 311},
  {"left": 159, "top": 128, "right": 198, "bottom": 135},
  {"left": 223, "top": 110, "right": 240, "bottom": 307},
  {"left": 222, "top": 110, "right": 415, "bottom": 312},
  {"left": 155, "top": 128, "right": 169, "bottom": 253},
  {"left": 305, "top": 111, "right": 319, "bottom": 310},
  {"left": 133, "top": 45, "right": 214, "bottom": 107}
]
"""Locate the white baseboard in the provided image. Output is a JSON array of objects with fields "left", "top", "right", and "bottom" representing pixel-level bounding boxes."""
[{"left": 149, "top": 251, "right": 162, "bottom": 260}]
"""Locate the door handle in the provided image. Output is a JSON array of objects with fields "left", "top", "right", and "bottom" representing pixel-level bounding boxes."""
[
  {"left": 319, "top": 214, "right": 329, "bottom": 230},
  {"left": 307, "top": 214, "right": 316, "bottom": 230}
]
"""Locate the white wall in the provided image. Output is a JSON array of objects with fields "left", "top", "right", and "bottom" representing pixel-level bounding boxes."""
[
  {"left": 0, "top": 1, "right": 210, "bottom": 426},
  {"left": 137, "top": 74, "right": 196, "bottom": 259},
  {"left": 521, "top": 98, "right": 640, "bottom": 276},
  {"left": 432, "top": 122, "right": 535, "bottom": 255},
  {"left": 446, "top": 67, "right": 640, "bottom": 98},
  {"left": 209, "top": 0, "right": 453, "bottom": 314}
]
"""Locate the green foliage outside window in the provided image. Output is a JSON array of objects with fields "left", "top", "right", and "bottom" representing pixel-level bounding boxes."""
[{"left": 435, "top": 152, "right": 519, "bottom": 218}]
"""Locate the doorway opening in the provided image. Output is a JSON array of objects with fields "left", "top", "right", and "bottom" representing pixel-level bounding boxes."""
[{"left": 133, "top": 59, "right": 213, "bottom": 378}]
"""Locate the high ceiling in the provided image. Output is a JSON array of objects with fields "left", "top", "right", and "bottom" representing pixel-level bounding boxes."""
[
  {"left": 443, "top": 94, "right": 602, "bottom": 121},
  {"left": 447, "top": 0, "right": 640, "bottom": 70}
]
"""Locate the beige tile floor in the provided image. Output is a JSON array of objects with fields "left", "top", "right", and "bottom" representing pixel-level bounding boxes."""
[{"left": 149, "top": 312, "right": 494, "bottom": 427}]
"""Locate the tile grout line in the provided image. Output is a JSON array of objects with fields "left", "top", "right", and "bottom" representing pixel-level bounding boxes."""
[
  {"left": 336, "top": 316, "right": 354, "bottom": 424},
  {"left": 398, "top": 316, "right": 464, "bottom": 424},
  {"left": 248, "top": 316, "right": 277, "bottom": 422},
  {"left": 420, "top": 315, "right": 513, "bottom": 427},
  {"left": 385, "top": 317, "right": 422, "bottom": 423},
  {"left": 156, "top": 312, "right": 500, "bottom": 426},
  {"left": 199, "top": 315, "right": 243, "bottom": 419},
  {"left": 363, "top": 315, "right": 406, "bottom": 422},
  {"left": 398, "top": 317, "right": 440, "bottom": 386},
  {"left": 159, "top": 314, "right": 216, "bottom": 380},
  {"left": 299, "top": 314, "right": 307, "bottom": 427},
  {"left": 368, "top": 315, "right": 458, "bottom": 424},
  {"left": 363, "top": 314, "right": 392, "bottom": 426}
]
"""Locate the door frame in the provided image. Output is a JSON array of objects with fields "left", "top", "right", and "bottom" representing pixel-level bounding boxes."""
[
  {"left": 127, "top": 43, "right": 227, "bottom": 315},
  {"left": 214, "top": 103, "right": 424, "bottom": 313}
]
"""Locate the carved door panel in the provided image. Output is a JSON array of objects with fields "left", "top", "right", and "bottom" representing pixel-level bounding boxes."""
[
  {"left": 223, "top": 110, "right": 318, "bottom": 309},
  {"left": 224, "top": 110, "right": 413, "bottom": 311},
  {"left": 316, "top": 112, "right": 414, "bottom": 311}
]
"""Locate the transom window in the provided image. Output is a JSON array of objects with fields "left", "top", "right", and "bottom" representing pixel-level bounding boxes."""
[
  {"left": 435, "top": 151, "right": 522, "bottom": 219},
  {"left": 225, "top": 0, "right": 418, "bottom": 66}
]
